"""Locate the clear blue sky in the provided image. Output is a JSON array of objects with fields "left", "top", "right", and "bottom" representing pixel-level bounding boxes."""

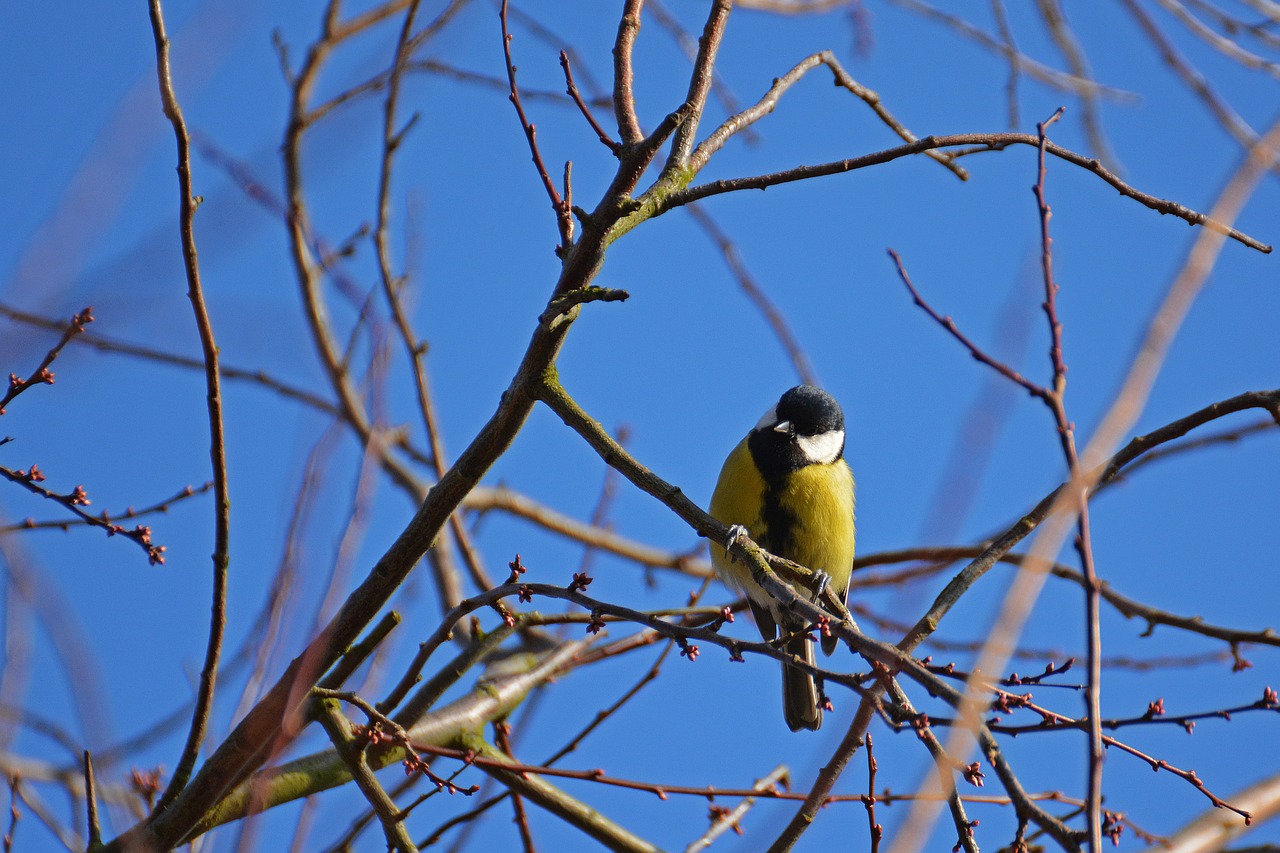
[{"left": 1, "top": 2, "right": 1277, "bottom": 851}]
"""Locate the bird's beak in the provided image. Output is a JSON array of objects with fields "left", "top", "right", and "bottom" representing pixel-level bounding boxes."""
[{"left": 773, "top": 420, "right": 794, "bottom": 436}]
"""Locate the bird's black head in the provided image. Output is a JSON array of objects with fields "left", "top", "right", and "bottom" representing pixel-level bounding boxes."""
[
  {"left": 749, "top": 385, "right": 846, "bottom": 479},
  {"left": 774, "top": 385, "right": 844, "bottom": 436}
]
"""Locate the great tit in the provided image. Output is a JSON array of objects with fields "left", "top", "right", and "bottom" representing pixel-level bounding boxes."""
[{"left": 709, "top": 385, "right": 855, "bottom": 731}]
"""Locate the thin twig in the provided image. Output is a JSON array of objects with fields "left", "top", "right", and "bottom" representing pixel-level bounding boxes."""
[
  {"left": 1161, "top": 768, "right": 1280, "bottom": 852},
  {"left": 0, "top": 307, "right": 93, "bottom": 416},
  {"left": 1035, "top": 0, "right": 1118, "bottom": 169},
  {"left": 0, "top": 465, "right": 167, "bottom": 564},
  {"left": 464, "top": 485, "right": 710, "bottom": 575},
  {"left": 1183, "top": 0, "right": 1280, "bottom": 50},
  {"left": 575, "top": 424, "right": 631, "bottom": 576},
  {"left": 862, "top": 736, "right": 882, "bottom": 853},
  {"left": 0, "top": 481, "right": 212, "bottom": 535},
  {"left": 687, "top": 50, "right": 966, "bottom": 180},
  {"left": 1120, "top": 0, "right": 1278, "bottom": 176},
  {"left": 664, "top": 0, "right": 734, "bottom": 169},
  {"left": 560, "top": 51, "right": 619, "bottom": 152},
  {"left": 493, "top": 724, "right": 538, "bottom": 853},
  {"left": 990, "top": 0, "right": 1022, "bottom": 128},
  {"left": 1154, "top": 0, "right": 1280, "bottom": 79},
  {"left": 661, "top": 132, "right": 1271, "bottom": 252},
  {"left": 145, "top": 0, "right": 232, "bottom": 815},
  {"left": 4, "top": 776, "right": 17, "bottom": 853},
  {"left": 83, "top": 751, "right": 101, "bottom": 850},
  {"left": 499, "top": 0, "right": 572, "bottom": 250},
  {"left": 0, "top": 302, "right": 352, "bottom": 424},
  {"left": 880, "top": 677, "right": 979, "bottom": 853},
  {"left": 688, "top": 205, "right": 819, "bottom": 386},
  {"left": 646, "top": 0, "right": 762, "bottom": 146},
  {"left": 372, "top": 0, "right": 494, "bottom": 596},
  {"left": 888, "top": 249, "right": 1048, "bottom": 399},
  {"left": 886, "top": 0, "right": 1139, "bottom": 101},
  {"left": 313, "top": 698, "right": 419, "bottom": 852},
  {"left": 684, "top": 765, "right": 789, "bottom": 853},
  {"left": 612, "top": 0, "right": 646, "bottom": 145}
]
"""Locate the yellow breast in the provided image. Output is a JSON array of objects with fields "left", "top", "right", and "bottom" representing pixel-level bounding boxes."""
[{"left": 709, "top": 438, "right": 855, "bottom": 611}]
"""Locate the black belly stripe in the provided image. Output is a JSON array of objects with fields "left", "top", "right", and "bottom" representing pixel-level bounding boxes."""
[
  {"left": 760, "top": 471, "right": 796, "bottom": 561},
  {"left": 748, "top": 429, "right": 806, "bottom": 562}
]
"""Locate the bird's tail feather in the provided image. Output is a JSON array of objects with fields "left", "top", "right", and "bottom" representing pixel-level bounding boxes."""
[{"left": 782, "top": 634, "right": 821, "bottom": 732}]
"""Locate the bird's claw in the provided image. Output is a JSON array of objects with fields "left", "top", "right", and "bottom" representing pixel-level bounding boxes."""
[
  {"left": 725, "top": 524, "right": 750, "bottom": 553},
  {"left": 812, "top": 570, "right": 831, "bottom": 598}
]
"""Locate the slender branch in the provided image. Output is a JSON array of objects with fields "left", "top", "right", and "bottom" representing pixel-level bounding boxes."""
[
  {"left": 499, "top": 0, "right": 572, "bottom": 251},
  {"left": 688, "top": 205, "right": 820, "bottom": 386},
  {"left": 319, "top": 611, "right": 403, "bottom": 692},
  {"left": 3, "top": 775, "right": 18, "bottom": 853},
  {"left": 421, "top": 736, "right": 1099, "bottom": 810},
  {"left": 1161, "top": 769, "right": 1280, "bottom": 852},
  {"left": 661, "top": 133, "right": 1271, "bottom": 253},
  {"left": 1107, "top": 417, "right": 1277, "bottom": 481},
  {"left": 858, "top": 545, "right": 1280, "bottom": 651},
  {"left": 0, "top": 466, "right": 168, "bottom": 564},
  {"left": 1119, "top": 0, "right": 1278, "bottom": 176},
  {"left": 1034, "top": 0, "right": 1117, "bottom": 168},
  {"left": 990, "top": 0, "right": 1022, "bottom": 127},
  {"left": 876, "top": 677, "right": 979, "bottom": 853},
  {"left": 647, "top": 0, "right": 762, "bottom": 151},
  {"left": 371, "top": 0, "right": 495, "bottom": 596},
  {"left": 1155, "top": 0, "right": 1280, "bottom": 79},
  {"left": 612, "top": 0, "right": 646, "bottom": 145},
  {"left": 886, "top": 0, "right": 1140, "bottom": 101},
  {"left": 464, "top": 740, "right": 661, "bottom": 853},
  {"left": 0, "top": 302, "right": 352, "bottom": 424},
  {"left": 1182, "top": 0, "right": 1280, "bottom": 51},
  {"left": 0, "top": 481, "right": 212, "bottom": 535},
  {"left": 888, "top": 248, "right": 1049, "bottom": 400},
  {"left": 83, "top": 751, "right": 101, "bottom": 850},
  {"left": 0, "top": 307, "right": 93, "bottom": 415},
  {"left": 1033, "top": 109, "right": 1106, "bottom": 853},
  {"left": 861, "top": 736, "right": 882, "bottom": 853},
  {"left": 492, "top": 723, "right": 538, "bottom": 853},
  {"left": 464, "top": 485, "right": 710, "bottom": 576},
  {"left": 145, "top": 0, "right": 232, "bottom": 815},
  {"left": 685, "top": 765, "right": 789, "bottom": 853},
  {"left": 663, "top": 0, "right": 734, "bottom": 169},
  {"left": 313, "top": 698, "right": 418, "bottom": 853},
  {"left": 560, "top": 51, "right": 619, "bottom": 153},
  {"left": 688, "top": 50, "right": 966, "bottom": 180}
]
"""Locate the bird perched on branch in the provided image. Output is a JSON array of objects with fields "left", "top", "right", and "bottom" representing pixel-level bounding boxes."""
[{"left": 709, "top": 385, "right": 855, "bottom": 731}]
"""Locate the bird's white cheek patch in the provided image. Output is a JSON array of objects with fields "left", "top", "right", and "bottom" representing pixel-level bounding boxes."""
[{"left": 796, "top": 430, "right": 844, "bottom": 465}]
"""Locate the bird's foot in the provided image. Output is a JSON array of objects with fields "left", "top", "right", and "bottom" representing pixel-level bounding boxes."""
[{"left": 725, "top": 524, "right": 750, "bottom": 551}]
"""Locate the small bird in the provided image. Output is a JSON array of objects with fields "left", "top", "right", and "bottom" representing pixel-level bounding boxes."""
[{"left": 709, "top": 385, "right": 855, "bottom": 731}]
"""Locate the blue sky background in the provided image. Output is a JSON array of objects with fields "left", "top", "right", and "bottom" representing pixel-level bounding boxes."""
[{"left": 1, "top": 1, "right": 1277, "bottom": 851}]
